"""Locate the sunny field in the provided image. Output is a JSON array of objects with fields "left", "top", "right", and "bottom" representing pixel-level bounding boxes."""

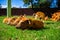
[{"left": 0, "top": 16, "right": 60, "bottom": 40}]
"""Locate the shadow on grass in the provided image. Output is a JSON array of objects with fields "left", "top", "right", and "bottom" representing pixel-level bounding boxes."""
[
  {"left": 16, "top": 27, "right": 50, "bottom": 31},
  {"left": 44, "top": 22, "right": 55, "bottom": 24}
]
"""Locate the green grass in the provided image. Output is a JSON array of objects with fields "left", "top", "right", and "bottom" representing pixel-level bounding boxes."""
[{"left": 0, "top": 16, "right": 60, "bottom": 40}]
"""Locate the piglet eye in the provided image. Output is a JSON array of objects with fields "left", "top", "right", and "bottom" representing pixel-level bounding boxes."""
[{"left": 27, "top": 20, "right": 29, "bottom": 23}]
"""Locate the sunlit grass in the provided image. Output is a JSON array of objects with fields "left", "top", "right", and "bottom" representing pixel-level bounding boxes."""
[{"left": 0, "top": 16, "right": 60, "bottom": 40}]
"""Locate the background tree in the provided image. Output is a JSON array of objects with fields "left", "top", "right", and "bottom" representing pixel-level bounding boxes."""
[
  {"left": 23, "top": 0, "right": 52, "bottom": 8},
  {"left": 23, "top": 0, "right": 33, "bottom": 8}
]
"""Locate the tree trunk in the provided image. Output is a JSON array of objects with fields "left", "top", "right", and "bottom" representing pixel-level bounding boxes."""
[{"left": 7, "top": 0, "right": 11, "bottom": 17}]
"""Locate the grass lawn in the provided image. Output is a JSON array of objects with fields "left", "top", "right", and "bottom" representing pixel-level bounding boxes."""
[{"left": 0, "top": 16, "right": 60, "bottom": 40}]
